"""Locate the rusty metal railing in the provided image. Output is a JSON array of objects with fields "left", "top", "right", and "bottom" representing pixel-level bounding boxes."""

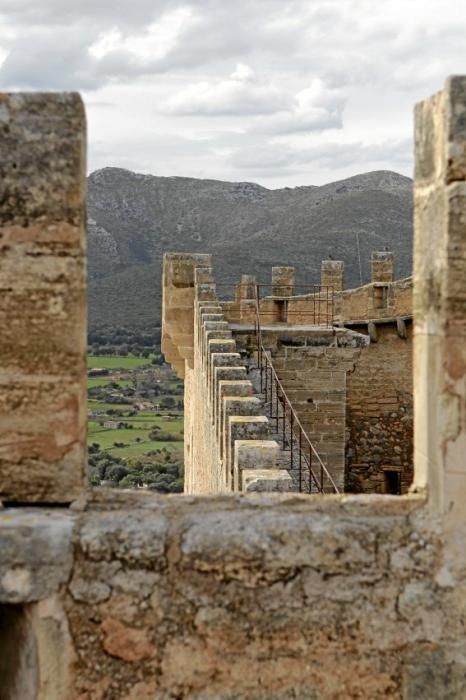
[{"left": 253, "top": 286, "right": 339, "bottom": 494}]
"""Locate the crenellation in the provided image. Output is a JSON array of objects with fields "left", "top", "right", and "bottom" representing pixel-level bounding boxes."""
[
  {"left": 1, "top": 79, "right": 465, "bottom": 699},
  {"left": 0, "top": 92, "right": 87, "bottom": 504},
  {"left": 321, "top": 259, "right": 345, "bottom": 291},
  {"left": 235, "top": 274, "right": 257, "bottom": 302},
  {"left": 271, "top": 265, "right": 295, "bottom": 296},
  {"left": 221, "top": 396, "right": 262, "bottom": 461},
  {"left": 209, "top": 352, "right": 243, "bottom": 408},
  {"left": 216, "top": 380, "right": 254, "bottom": 438},
  {"left": 228, "top": 416, "right": 271, "bottom": 489},
  {"left": 371, "top": 250, "right": 394, "bottom": 284}
]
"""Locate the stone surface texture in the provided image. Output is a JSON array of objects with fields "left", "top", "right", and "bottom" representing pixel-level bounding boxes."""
[
  {"left": 321, "top": 259, "right": 345, "bottom": 292},
  {"left": 0, "top": 491, "right": 464, "bottom": 699},
  {"left": 0, "top": 92, "right": 87, "bottom": 502},
  {"left": 1, "top": 80, "right": 466, "bottom": 699},
  {"left": 346, "top": 322, "right": 414, "bottom": 493}
]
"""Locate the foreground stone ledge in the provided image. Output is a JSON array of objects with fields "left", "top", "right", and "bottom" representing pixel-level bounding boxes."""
[
  {"left": 84, "top": 486, "right": 427, "bottom": 515},
  {"left": 0, "top": 508, "right": 75, "bottom": 602},
  {"left": 79, "top": 508, "right": 169, "bottom": 566},
  {"left": 0, "top": 492, "right": 429, "bottom": 602},
  {"left": 0, "top": 492, "right": 450, "bottom": 698}
]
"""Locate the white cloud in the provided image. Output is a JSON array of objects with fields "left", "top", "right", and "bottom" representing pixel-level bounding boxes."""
[
  {"left": 0, "top": 0, "right": 465, "bottom": 185},
  {"left": 248, "top": 79, "right": 345, "bottom": 135},
  {"left": 88, "top": 8, "right": 193, "bottom": 63},
  {"left": 163, "top": 64, "right": 288, "bottom": 116}
]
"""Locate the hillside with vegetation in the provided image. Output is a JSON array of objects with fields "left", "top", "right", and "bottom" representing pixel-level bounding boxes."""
[{"left": 87, "top": 168, "right": 413, "bottom": 329}]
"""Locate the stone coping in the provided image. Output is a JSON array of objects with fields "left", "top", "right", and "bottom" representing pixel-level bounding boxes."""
[{"left": 0, "top": 488, "right": 426, "bottom": 515}]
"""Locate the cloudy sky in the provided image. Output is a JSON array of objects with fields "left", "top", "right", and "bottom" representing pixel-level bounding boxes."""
[{"left": 1, "top": 0, "right": 465, "bottom": 187}]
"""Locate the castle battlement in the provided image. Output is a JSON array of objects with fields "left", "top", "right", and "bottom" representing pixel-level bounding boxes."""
[
  {"left": 0, "top": 79, "right": 464, "bottom": 698},
  {"left": 162, "top": 251, "right": 415, "bottom": 496}
]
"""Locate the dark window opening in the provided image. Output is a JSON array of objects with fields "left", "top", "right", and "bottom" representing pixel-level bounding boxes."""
[{"left": 384, "top": 469, "right": 402, "bottom": 495}]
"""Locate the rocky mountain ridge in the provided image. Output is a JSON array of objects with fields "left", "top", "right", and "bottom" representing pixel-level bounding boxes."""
[{"left": 87, "top": 167, "right": 413, "bottom": 328}]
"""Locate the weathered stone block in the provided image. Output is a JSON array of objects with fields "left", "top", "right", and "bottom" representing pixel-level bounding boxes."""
[
  {"left": 0, "top": 509, "right": 75, "bottom": 602},
  {"left": 195, "top": 282, "right": 217, "bottom": 302},
  {"left": 233, "top": 439, "right": 280, "bottom": 489},
  {"left": 321, "top": 260, "right": 345, "bottom": 292},
  {"left": 163, "top": 252, "right": 212, "bottom": 288},
  {"left": 216, "top": 380, "right": 253, "bottom": 434},
  {"left": 0, "top": 93, "right": 87, "bottom": 503},
  {"left": 226, "top": 416, "right": 270, "bottom": 489},
  {"left": 79, "top": 510, "right": 168, "bottom": 566},
  {"left": 371, "top": 252, "right": 394, "bottom": 284},
  {"left": 242, "top": 468, "right": 294, "bottom": 492},
  {"left": 272, "top": 266, "right": 295, "bottom": 296},
  {"left": 194, "top": 266, "right": 214, "bottom": 285}
]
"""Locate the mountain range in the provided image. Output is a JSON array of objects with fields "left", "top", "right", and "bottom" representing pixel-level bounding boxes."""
[{"left": 87, "top": 167, "right": 413, "bottom": 329}]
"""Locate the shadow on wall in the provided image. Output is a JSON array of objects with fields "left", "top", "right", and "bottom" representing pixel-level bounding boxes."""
[{"left": 0, "top": 604, "right": 37, "bottom": 699}]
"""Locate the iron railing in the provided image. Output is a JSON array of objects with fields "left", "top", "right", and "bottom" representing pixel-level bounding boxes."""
[{"left": 253, "top": 286, "right": 339, "bottom": 494}]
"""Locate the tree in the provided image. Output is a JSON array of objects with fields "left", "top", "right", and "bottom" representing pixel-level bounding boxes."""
[
  {"left": 160, "top": 396, "right": 176, "bottom": 410},
  {"left": 107, "top": 465, "right": 129, "bottom": 482}
]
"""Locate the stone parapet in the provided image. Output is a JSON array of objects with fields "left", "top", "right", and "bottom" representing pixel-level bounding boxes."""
[
  {"left": 1, "top": 491, "right": 463, "bottom": 699},
  {"left": 334, "top": 275, "right": 412, "bottom": 324},
  {"left": 165, "top": 254, "right": 293, "bottom": 494},
  {"left": 162, "top": 252, "right": 212, "bottom": 377},
  {"left": 413, "top": 76, "right": 466, "bottom": 525}
]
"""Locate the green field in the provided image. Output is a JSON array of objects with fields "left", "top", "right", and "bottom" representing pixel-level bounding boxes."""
[
  {"left": 88, "top": 377, "right": 133, "bottom": 389},
  {"left": 88, "top": 400, "right": 132, "bottom": 413},
  {"left": 89, "top": 426, "right": 150, "bottom": 449},
  {"left": 88, "top": 355, "right": 152, "bottom": 370},
  {"left": 106, "top": 440, "right": 183, "bottom": 458},
  {"left": 88, "top": 413, "right": 183, "bottom": 458},
  {"left": 87, "top": 353, "right": 184, "bottom": 463}
]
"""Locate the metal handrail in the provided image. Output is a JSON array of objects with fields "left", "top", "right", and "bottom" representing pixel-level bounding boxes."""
[
  {"left": 261, "top": 350, "right": 339, "bottom": 493},
  {"left": 253, "top": 286, "right": 339, "bottom": 494}
]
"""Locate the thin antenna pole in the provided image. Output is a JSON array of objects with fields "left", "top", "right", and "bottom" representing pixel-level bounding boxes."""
[{"left": 356, "top": 232, "right": 363, "bottom": 286}]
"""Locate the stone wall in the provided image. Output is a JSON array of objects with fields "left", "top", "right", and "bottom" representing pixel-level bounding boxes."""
[
  {"left": 4, "top": 490, "right": 461, "bottom": 700},
  {"left": 334, "top": 276, "right": 412, "bottom": 324},
  {"left": 163, "top": 256, "right": 292, "bottom": 494},
  {"left": 0, "top": 79, "right": 465, "bottom": 700},
  {"left": 346, "top": 323, "right": 414, "bottom": 493},
  {"left": 268, "top": 341, "right": 362, "bottom": 491}
]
